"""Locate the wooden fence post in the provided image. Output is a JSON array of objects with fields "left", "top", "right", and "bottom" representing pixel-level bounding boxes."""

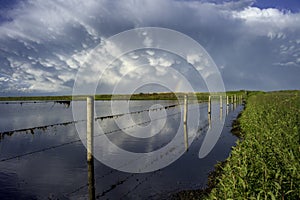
[
  {"left": 226, "top": 95, "right": 229, "bottom": 106},
  {"left": 87, "top": 96, "right": 94, "bottom": 162},
  {"left": 220, "top": 95, "right": 223, "bottom": 109},
  {"left": 183, "top": 94, "right": 188, "bottom": 124},
  {"left": 233, "top": 95, "right": 236, "bottom": 110}
]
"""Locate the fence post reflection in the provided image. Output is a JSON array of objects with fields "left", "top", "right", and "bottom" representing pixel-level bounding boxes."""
[
  {"left": 183, "top": 94, "right": 188, "bottom": 151},
  {"left": 226, "top": 96, "right": 229, "bottom": 116},
  {"left": 208, "top": 113, "right": 212, "bottom": 129},
  {"left": 208, "top": 95, "right": 211, "bottom": 115},
  {"left": 87, "top": 159, "right": 95, "bottom": 200},
  {"left": 184, "top": 122, "right": 189, "bottom": 152},
  {"left": 233, "top": 95, "right": 236, "bottom": 110},
  {"left": 220, "top": 95, "right": 223, "bottom": 121},
  {"left": 220, "top": 107, "right": 223, "bottom": 121}
]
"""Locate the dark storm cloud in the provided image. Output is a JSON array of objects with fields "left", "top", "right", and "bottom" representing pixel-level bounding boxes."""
[{"left": 0, "top": 0, "right": 299, "bottom": 95}]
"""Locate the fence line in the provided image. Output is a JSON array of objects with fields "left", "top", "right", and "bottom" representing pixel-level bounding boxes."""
[
  {"left": 0, "top": 104, "right": 181, "bottom": 136},
  {"left": 0, "top": 120, "right": 84, "bottom": 136},
  {"left": 0, "top": 96, "right": 242, "bottom": 163},
  {"left": 0, "top": 104, "right": 204, "bottom": 163},
  {"left": 1, "top": 96, "right": 236, "bottom": 136}
]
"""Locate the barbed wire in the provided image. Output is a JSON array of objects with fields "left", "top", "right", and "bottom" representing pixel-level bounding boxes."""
[{"left": 0, "top": 104, "right": 195, "bottom": 162}]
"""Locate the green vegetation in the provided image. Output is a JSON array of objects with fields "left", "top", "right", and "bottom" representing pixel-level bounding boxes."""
[
  {"left": 0, "top": 91, "right": 245, "bottom": 102},
  {"left": 207, "top": 91, "right": 300, "bottom": 200}
]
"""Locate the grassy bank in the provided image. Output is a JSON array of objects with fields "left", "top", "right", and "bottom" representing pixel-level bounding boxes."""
[{"left": 206, "top": 91, "right": 300, "bottom": 199}]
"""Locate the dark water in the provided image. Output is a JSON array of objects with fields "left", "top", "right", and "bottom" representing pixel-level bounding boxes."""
[{"left": 0, "top": 100, "right": 243, "bottom": 200}]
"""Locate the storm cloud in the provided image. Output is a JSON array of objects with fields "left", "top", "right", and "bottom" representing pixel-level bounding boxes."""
[{"left": 0, "top": 0, "right": 299, "bottom": 95}]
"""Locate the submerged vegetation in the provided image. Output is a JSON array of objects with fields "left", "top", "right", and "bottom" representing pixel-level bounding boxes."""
[{"left": 206, "top": 91, "right": 300, "bottom": 199}]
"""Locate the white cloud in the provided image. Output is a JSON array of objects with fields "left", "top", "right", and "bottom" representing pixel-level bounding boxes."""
[
  {"left": 143, "top": 36, "right": 153, "bottom": 47},
  {"left": 233, "top": 7, "right": 284, "bottom": 21},
  {"left": 148, "top": 57, "right": 173, "bottom": 67},
  {"left": 187, "top": 54, "right": 201, "bottom": 65},
  {"left": 232, "top": 7, "right": 300, "bottom": 36}
]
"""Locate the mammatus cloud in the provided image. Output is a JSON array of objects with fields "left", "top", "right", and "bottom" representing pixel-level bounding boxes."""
[{"left": 0, "top": 0, "right": 299, "bottom": 95}]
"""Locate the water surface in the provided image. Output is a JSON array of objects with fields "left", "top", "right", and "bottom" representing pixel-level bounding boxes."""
[{"left": 0, "top": 100, "right": 243, "bottom": 199}]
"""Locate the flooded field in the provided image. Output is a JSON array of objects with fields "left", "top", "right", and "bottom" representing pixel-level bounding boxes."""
[{"left": 0, "top": 100, "right": 243, "bottom": 199}]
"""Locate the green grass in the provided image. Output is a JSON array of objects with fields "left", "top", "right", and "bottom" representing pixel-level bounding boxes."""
[{"left": 206, "top": 91, "right": 300, "bottom": 200}]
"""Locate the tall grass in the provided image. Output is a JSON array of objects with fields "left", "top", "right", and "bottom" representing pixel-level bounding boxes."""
[{"left": 207, "top": 91, "right": 300, "bottom": 199}]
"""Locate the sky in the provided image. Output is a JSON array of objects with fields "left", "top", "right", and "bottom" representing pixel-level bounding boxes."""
[{"left": 0, "top": 0, "right": 300, "bottom": 95}]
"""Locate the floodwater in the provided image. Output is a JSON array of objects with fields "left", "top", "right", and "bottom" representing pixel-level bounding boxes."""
[{"left": 0, "top": 100, "right": 243, "bottom": 200}]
